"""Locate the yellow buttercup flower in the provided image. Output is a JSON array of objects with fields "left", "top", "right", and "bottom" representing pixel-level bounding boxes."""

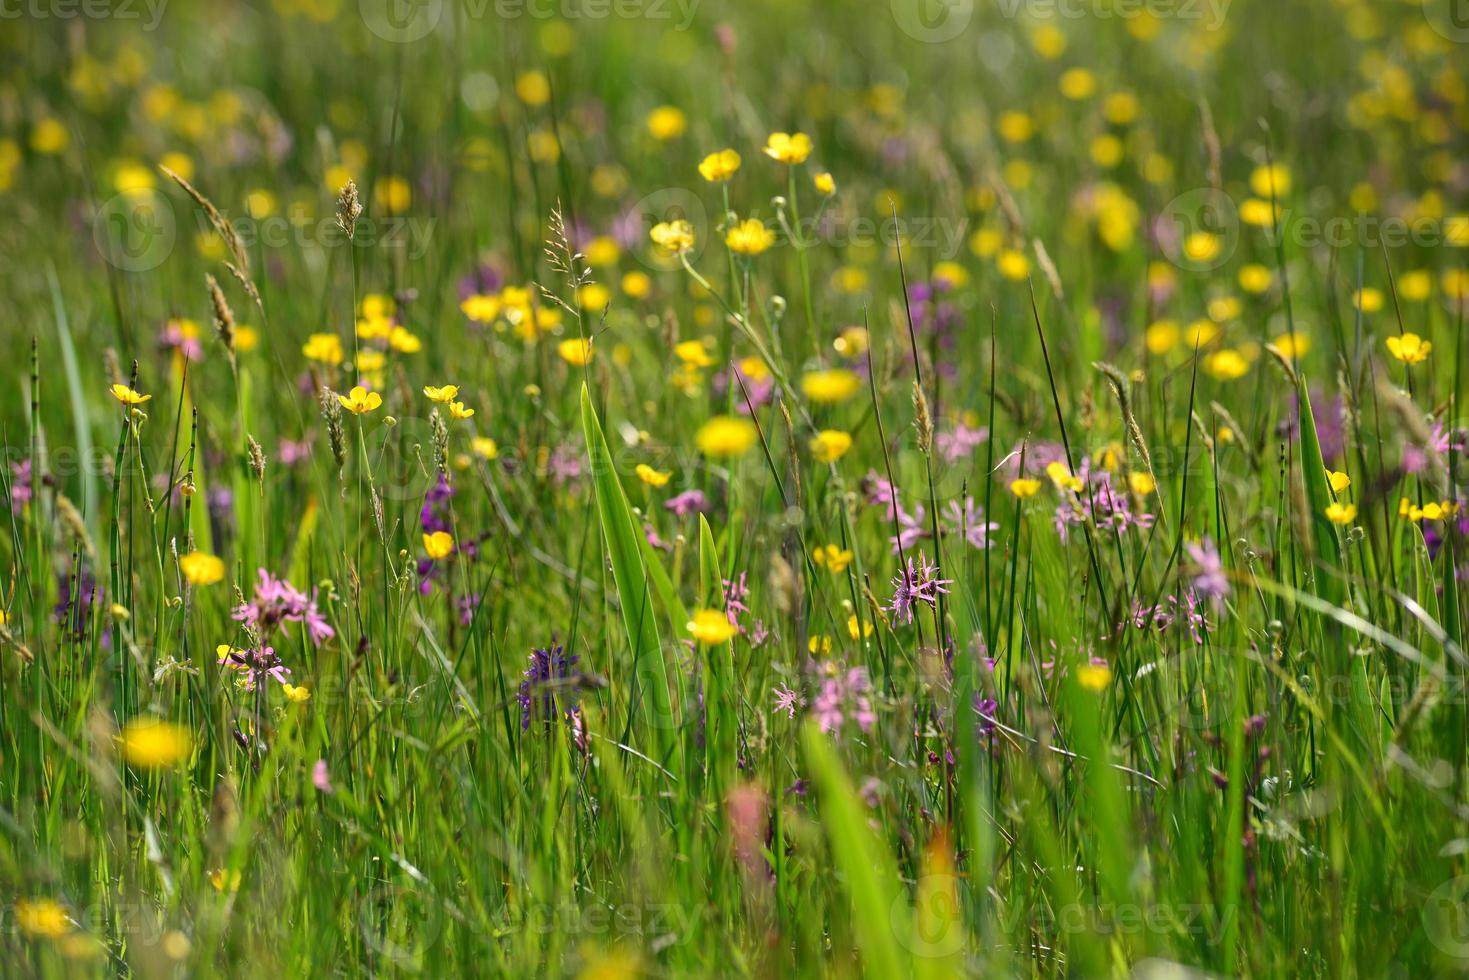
[
  {"left": 471, "top": 437, "right": 498, "bottom": 459},
  {"left": 282, "top": 683, "right": 311, "bottom": 704},
  {"left": 423, "top": 531, "right": 454, "bottom": 559},
  {"left": 118, "top": 717, "right": 193, "bottom": 768},
  {"left": 812, "top": 545, "right": 854, "bottom": 573},
  {"left": 996, "top": 249, "right": 1030, "bottom": 281},
  {"left": 303, "top": 333, "right": 344, "bottom": 365},
  {"left": 448, "top": 401, "right": 475, "bottom": 420},
  {"left": 1203, "top": 349, "right": 1250, "bottom": 381},
  {"left": 1076, "top": 662, "right": 1112, "bottom": 692},
  {"left": 338, "top": 386, "right": 383, "bottom": 414},
  {"left": 636, "top": 464, "right": 672, "bottom": 487},
  {"left": 423, "top": 385, "right": 460, "bottom": 403},
  {"left": 675, "top": 339, "right": 715, "bottom": 368},
  {"left": 688, "top": 609, "right": 739, "bottom": 644},
  {"left": 698, "top": 148, "right": 741, "bottom": 182},
  {"left": 461, "top": 294, "right": 502, "bottom": 323},
  {"left": 1385, "top": 332, "right": 1431, "bottom": 364},
  {"left": 696, "top": 416, "right": 758, "bottom": 458},
  {"left": 388, "top": 326, "right": 422, "bottom": 353},
  {"left": 558, "top": 338, "right": 594, "bottom": 365},
  {"left": 1326, "top": 470, "right": 1351, "bottom": 494},
  {"left": 1250, "top": 163, "right": 1291, "bottom": 198},
  {"left": 646, "top": 105, "right": 687, "bottom": 140},
  {"left": 515, "top": 70, "right": 550, "bottom": 105},
  {"left": 800, "top": 368, "right": 861, "bottom": 404},
  {"left": 847, "top": 615, "right": 874, "bottom": 640},
  {"left": 179, "top": 551, "right": 225, "bottom": 586},
  {"left": 1045, "top": 461, "right": 1083, "bottom": 493},
  {"left": 110, "top": 383, "right": 152, "bottom": 406},
  {"left": 1272, "top": 333, "right": 1310, "bottom": 360},
  {"left": 650, "top": 220, "right": 695, "bottom": 257},
  {"left": 763, "top": 131, "right": 812, "bottom": 164},
  {"left": 726, "top": 218, "right": 776, "bottom": 256},
  {"left": 1325, "top": 502, "right": 1357, "bottom": 526},
  {"left": 1128, "top": 472, "right": 1156, "bottom": 496},
  {"left": 810, "top": 429, "right": 853, "bottom": 464},
  {"left": 1352, "top": 287, "right": 1383, "bottom": 313},
  {"left": 1009, "top": 478, "right": 1042, "bottom": 498},
  {"left": 813, "top": 171, "right": 836, "bottom": 195},
  {"left": 15, "top": 898, "right": 72, "bottom": 938}
]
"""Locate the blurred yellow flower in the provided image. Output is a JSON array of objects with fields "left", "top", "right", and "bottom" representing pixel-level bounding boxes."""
[
  {"left": 471, "top": 437, "right": 498, "bottom": 459},
  {"left": 303, "top": 333, "right": 344, "bottom": 365},
  {"left": 698, "top": 148, "right": 741, "bottom": 182},
  {"left": 1325, "top": 502, "right": 1357, "bottom": 525},
  {"left": 119, "top": 717, "right": 193, "bottom": 768},
  {"left": 801, "top": 368, "right": 861, "bottom": 404},
  {"left": 559, "top": 338, "right": 594, "bottom": 365},
  {"left": 180, "top": 551, "right": 225, "bottom": 586},
  {"left": 16, "top": 898, "right": 72, "bottom": 938},
  {"left": 726, "top": 218, "right": 775, "bottom": 256},
  {"left": 1203, "top": 349, "right": 1250, "bottom": 381},
  {"left": 282, "top": 684, "right": 311, "bottom": 703},
  {"left": 650, "top": 220, "right": 695, "bottom": 256},
  {"left": 622, "top": 271, "right": 652, "bottom": 299},
  {"left": 675, "top": 340, "right": 714, "bottom": 367},
  {"left": 1128, "top": 472, "right": 1156, "bottom": 496},
  {"left": 763, "top": 131, "right": 812, "bottom": 164},
  {"left": 813, "top": 171, "right": 836, "bottom": 194},
  {"left": 635, "top": 464, "right": 672, "bottom": 487},
  {"left": 696, "top": 416, "right": 758, "bottom": 458},
  {"left": 424, "top": 385, "right": 459, "bottom": 403},
  {"left": 1250, "top": 163, "right": 1291, "bottom": 198},
  {"left": 812, "top": 544, "right": 854, "bottom": 573},
  {"left": 30, "top": 117, "right": 69, "bottom": 154},
  {"left": 688, "top": 609, "right": 738, "bottom": 644},
  {"left": 1009, "top": 478, "right": 1042, "bottom": 498},
  {"left": 647, "top": 105, "right": 687, "bottom": 140},
  {"left": 1076, "top": 662, "right": 1112, "bottom": 692},
  {"left": 516, "top": 70, "right": 550, "bottom": 105},
  {"left": 810, "top": 429, "right": 853, "bottom": 463}
]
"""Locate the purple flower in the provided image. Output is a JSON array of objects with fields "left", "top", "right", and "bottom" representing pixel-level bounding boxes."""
[
  {"left": 8, "top": 459, "right": 32, "bottom": 512},
  {"left": 936, "top": 423, "right": 989, "bottom": 463},
  {"left": 664, "top": 489, "right": 709, "bottom": 517},
  {"left": 889, "top": 553, "right": 952, "bottom": 624},
  {"left": 312, "top": 759, "right": 333, "bottom": 793},
  {"left": 1185, "top": 539, "right": 1230, "bottom": 605},
  {"left": 217, "top": 644, "right": 292, "bottom": 690},
  {"left": 773, "top": 684, "right": 803, "bottom": 719},
  {"left": 812, "top": 665, "right": 876, "bottom": 735},
  {"left": 233, "top": 569, "right": 335, "bottom": 645},
  {"left": 518, "top": 640, "right": 581, "bottom": 731},
  {"left": 944, "top": 497, "right": 999, "bottom": 550}
]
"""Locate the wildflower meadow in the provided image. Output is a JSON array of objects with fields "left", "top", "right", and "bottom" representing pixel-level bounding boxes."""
[{"left": 2, "top": 0, "right": 1469, "bottom": 975}]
